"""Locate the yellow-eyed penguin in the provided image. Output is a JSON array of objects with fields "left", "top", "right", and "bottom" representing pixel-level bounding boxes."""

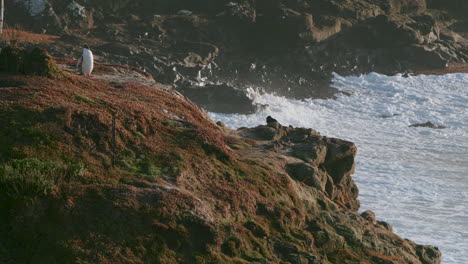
[{"left": 77, "top": 44, "right": 94, "bottom": 76}]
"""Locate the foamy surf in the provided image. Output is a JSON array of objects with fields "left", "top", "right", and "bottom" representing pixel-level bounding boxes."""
[{"left": 208, "top": 72, "right": 468, "bottom": 264}]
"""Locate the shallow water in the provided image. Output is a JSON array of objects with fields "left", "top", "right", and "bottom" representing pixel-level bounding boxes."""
[{"left": 208, "top": 72, "right": 468, "bottom": 264}]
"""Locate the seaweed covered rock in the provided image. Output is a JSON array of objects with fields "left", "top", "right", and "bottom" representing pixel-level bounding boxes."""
[{"left": 0, "top": 46, "right": 62, "bottom": 77}]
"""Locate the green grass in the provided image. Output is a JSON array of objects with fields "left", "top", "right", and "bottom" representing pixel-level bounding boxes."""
[
  {"left": 0, "top": 106, "right": 54, "bottom": 160},
  {"left": 73, "top": 94, "right": 95, "bottom": 104},
  {"left": 0, "top": 158, "right": 85, "bottom": 199},
  {"left": 117, "top": 152, "right": 182, "bottom": 178}
]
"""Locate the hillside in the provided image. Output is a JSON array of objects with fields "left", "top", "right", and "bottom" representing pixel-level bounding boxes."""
[{"left": 0, "top": 49, "right": 442, "bottom": 263}]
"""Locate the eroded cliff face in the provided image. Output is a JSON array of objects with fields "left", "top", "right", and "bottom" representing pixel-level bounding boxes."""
[{"left": 0, "top": 52, "right": 441, "bottom": 263}]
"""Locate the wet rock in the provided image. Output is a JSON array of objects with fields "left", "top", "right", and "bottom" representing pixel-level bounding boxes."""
[
  {"left": 409, "top": 121, "right": 447, "bottom": 129},
  {"left": 178, "top": 83, "right": 260, "bottom": 114}
]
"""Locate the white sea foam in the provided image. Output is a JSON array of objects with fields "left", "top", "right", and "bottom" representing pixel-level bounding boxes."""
[{"left": 208, "top": 72, "right": 468, "bottom": 264}]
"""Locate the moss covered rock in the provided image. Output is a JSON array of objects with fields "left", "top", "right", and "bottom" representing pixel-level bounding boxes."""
[{"left": 0, "top": 46, "right": 62, "bottom": 78}]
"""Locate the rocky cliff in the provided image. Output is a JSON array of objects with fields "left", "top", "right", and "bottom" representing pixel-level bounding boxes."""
[{"left": 0, "top": 47, "right": 442, "bottom": 263}]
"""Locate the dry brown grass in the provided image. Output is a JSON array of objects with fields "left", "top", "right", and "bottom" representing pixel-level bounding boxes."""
[{"left": 1, "top": 24, "right": 59, "bottom": 44}]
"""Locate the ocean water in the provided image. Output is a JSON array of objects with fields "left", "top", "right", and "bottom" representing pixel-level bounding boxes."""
[{"left": 208, "top": 72, "right": 468, "bottom": 264}]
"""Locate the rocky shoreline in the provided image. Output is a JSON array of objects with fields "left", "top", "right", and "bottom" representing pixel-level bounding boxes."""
[{"left": 3, "top": 0, "right": 468, "bottom": 114}]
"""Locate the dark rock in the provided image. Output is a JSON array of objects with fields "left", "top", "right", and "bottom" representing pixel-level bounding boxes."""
[
  {"left": 178, "top": 83, "right": 260, "bottom": 114},
  {"left": 416, "top": 245, "right": 442, "bottom": 264},
  {"left": 323, "top": 137, "right": 357, "bottom": 185},
  {"left": 409, "top": 121, "right": 447, "bottom": 129}
]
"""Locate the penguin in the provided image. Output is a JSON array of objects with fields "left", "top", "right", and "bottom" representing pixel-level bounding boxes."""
[{"left": 77, "top": 44, "right": 94, "bottom": 76}]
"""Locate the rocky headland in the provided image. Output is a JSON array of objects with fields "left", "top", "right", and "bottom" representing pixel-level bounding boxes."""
[
  {"left": 0, "top": 49, "right": 442, "bottom": 263},
  {"left": 1, "top": 0, "right": 466, "bottom": 263}
]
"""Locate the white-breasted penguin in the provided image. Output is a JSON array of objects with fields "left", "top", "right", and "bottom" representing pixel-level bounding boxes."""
[{"left": 77, "top": 44, "right": 94, "bottom": 76}]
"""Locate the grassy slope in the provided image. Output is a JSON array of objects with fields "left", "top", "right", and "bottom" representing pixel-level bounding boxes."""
[{"left": 0, "top": 67, "right": 440, "bottom": 264}]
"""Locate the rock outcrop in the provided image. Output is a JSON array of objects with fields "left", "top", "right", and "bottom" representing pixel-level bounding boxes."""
[{"left": 239, "top": 119, "right": 360, "bottom": 211}]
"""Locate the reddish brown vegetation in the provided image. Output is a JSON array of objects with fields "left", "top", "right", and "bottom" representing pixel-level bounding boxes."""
[
  {"left": 1, "top": 28, "right": 60, "bottom": 44},
  {"left": 0, "top": 66, "right": 441, "bottom": 264}
]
